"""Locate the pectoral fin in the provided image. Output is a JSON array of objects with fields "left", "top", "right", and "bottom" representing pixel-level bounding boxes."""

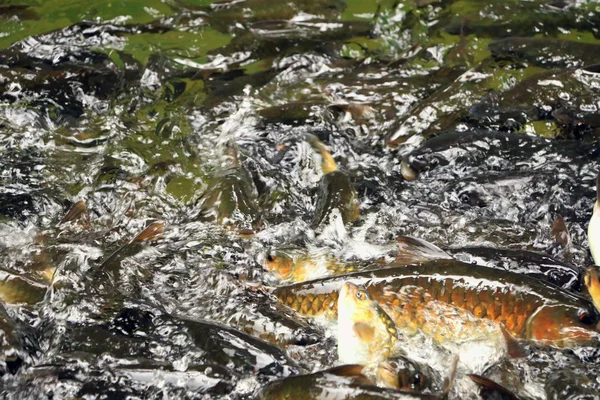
[{"left": 353, "top": 322, "right": 375, "bottom": 341}]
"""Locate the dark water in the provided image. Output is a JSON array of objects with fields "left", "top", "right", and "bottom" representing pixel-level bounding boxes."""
[{"left": 1, "top": 0, "right": 600, "bottom": 399}]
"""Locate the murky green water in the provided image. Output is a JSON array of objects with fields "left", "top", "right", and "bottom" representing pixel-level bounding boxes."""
[{"left": 2, "top": 0, "right": 600, "bottom": 399}]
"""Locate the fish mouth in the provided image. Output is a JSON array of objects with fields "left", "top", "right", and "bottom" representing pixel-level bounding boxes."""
[{"left": 340, "top": 282, "right": 359, "bottom": 299}]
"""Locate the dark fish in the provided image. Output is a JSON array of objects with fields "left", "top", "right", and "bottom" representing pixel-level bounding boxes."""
[
  {"left": 312, "top": 171, "right": 360, "bottom": 227},
  {"left": 403, "top": 130, "right": 599, "bottom": 175},
  {"left": 446, "top": 247, "right": 581, "bottom": 291},
  {"left": 396, "top": 235, "right": 581, "bottom": 291},
  {"left": 258, "top": 364, "right": 442, "bottom": 400},
  {"left": 194, "top": 165, "right": 261, "bottom": 232},
  {"left": 0, "top": 301, "right": 39, "bottom": 375},
  {"left": 489, "top": 37, "right": 600, "bottom": 69},
  {"left": 93, "top": 222, "right": 164, "bottom": 284}
]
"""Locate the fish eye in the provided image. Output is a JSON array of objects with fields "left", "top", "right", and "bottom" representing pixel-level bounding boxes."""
[
  {"left": 578, "top": 310, "right": 594, "bottom": 325},
  {"left": 356, "top": 291, "right": 366, "bottom": 300},
  {"left": 411, "top": 373, "right": 423, "bottom": 388},
  {"left": 266, "top": 253, "right": 276, "bottom": 262}
]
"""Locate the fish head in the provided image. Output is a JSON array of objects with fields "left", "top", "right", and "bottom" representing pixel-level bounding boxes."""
[
  {"left": 377, "top": 357, "right": 429, "bottom": 391},
  {"left": 338, "top": 282, "right": 378, "bottom": 323},
  {"left": 338, "top": 282, "right": 397, "bottom": 365},
  {"left": 262, "top": 249, "right": 296, "bottom": 280},
  {"left": 527, "top": 304, "right": 600, "bottom": 346}
]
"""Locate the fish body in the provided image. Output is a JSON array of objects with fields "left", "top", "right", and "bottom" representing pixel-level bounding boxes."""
[
  {"left": 338, "top": 282, "right": 397, "bottom": 365},
  {"left": 274, "top": 260, "right": 600, "bottom": 347}
]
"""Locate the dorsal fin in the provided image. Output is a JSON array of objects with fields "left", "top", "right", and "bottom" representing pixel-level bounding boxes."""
[
  {"left": 327, "top": 364, "right": 364, "bottom": 377},
  {"left": 395, "top": 236, "right": 453, "bottom": 264},
  {"left": 326, "top": 364, "right": 373, "bottom": 385},
  {"left": 59, "top": 200, "right": 87, "bottom": 225},
  {"left": 353, "top": 322, "right": 375, "bottom": 341},
  {"left": 131, "top": 221, "right": 164, "bottom": 244}
]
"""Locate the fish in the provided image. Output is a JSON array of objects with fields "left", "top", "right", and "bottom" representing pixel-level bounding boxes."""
[
  {"left": 92, "top": 221, "right": 165, "bottom": 285},
  {"left": 489, "top": 37, "right": 600, "bottom": 69},
  {"left": 264, "top": 235, "right": 581, "bottom": 290},
  {"left": 258, "top": 364, "right": 443, "bottom": 400},
  {"left": 273, "top": 260, "right": 600, "bottom": 347},
  {"left": 338, "top": 282, "right": 398, "bottom": 365},
  {"left": 312, "top": 170, "right": 360, "bottom": 228},
  {"left": 0, "top": 273, "right": 46, "bottom": 305},
  {"left": 0, "top": 301, "right": 40, "bottom": 374},
  {"left": 194, "top": 165, "right": 261, "bottom": 232},
  {"left": 445, "top": 246, "right": 581, "bottom": 291},
  {"left": 588, "top": 171, "right": 600, "bottom": 265},
  {"left": 261, "top": 248, "right": 385, "bottom": 282},
  {"left": 192, "top": 144, "right": 261, "bottom": 233},
  {"left": 304, "top": 135, "right": 360, "bottom": 227},
  {"left": 261, "top": 236, "right": 445, "bottom": 283}
]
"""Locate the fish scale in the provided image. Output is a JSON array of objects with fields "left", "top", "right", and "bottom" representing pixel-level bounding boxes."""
[{"left": 273, "top": 260, "right": 600, "bottom": 346}]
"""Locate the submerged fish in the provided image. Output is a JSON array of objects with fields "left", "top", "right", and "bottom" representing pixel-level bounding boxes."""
[
  {"left": 446, "top": 246, "right": 581, "bottom": 291},
  {"left": 195, "top": 165, "right": 261, "bottom": 232},
  {"left": 468, "top": 374, "right": 523, "bottom": 400},
  {"left": 274, "top": 260, "right": 600, "bottom": 347},
  {"left": 258, "top": 364, "right": 442, "bottom": 400},
  {"left": 305, "top": 135, "right": 360, "bottom": 227},
  {"left": 0, "top": 273, "right": 46, "bottom": 305},
  {"left": 489, "top": 37, "right": 600, "bottom": 69},
  {"left": 261, "top": 248, "right": 384, "bottom": 282},
  {"left": 338, "top": 282, "right": 397, "bottom": 365},
  {"left": 312, "top": 170, "right": 360, "bottom": 227}
]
